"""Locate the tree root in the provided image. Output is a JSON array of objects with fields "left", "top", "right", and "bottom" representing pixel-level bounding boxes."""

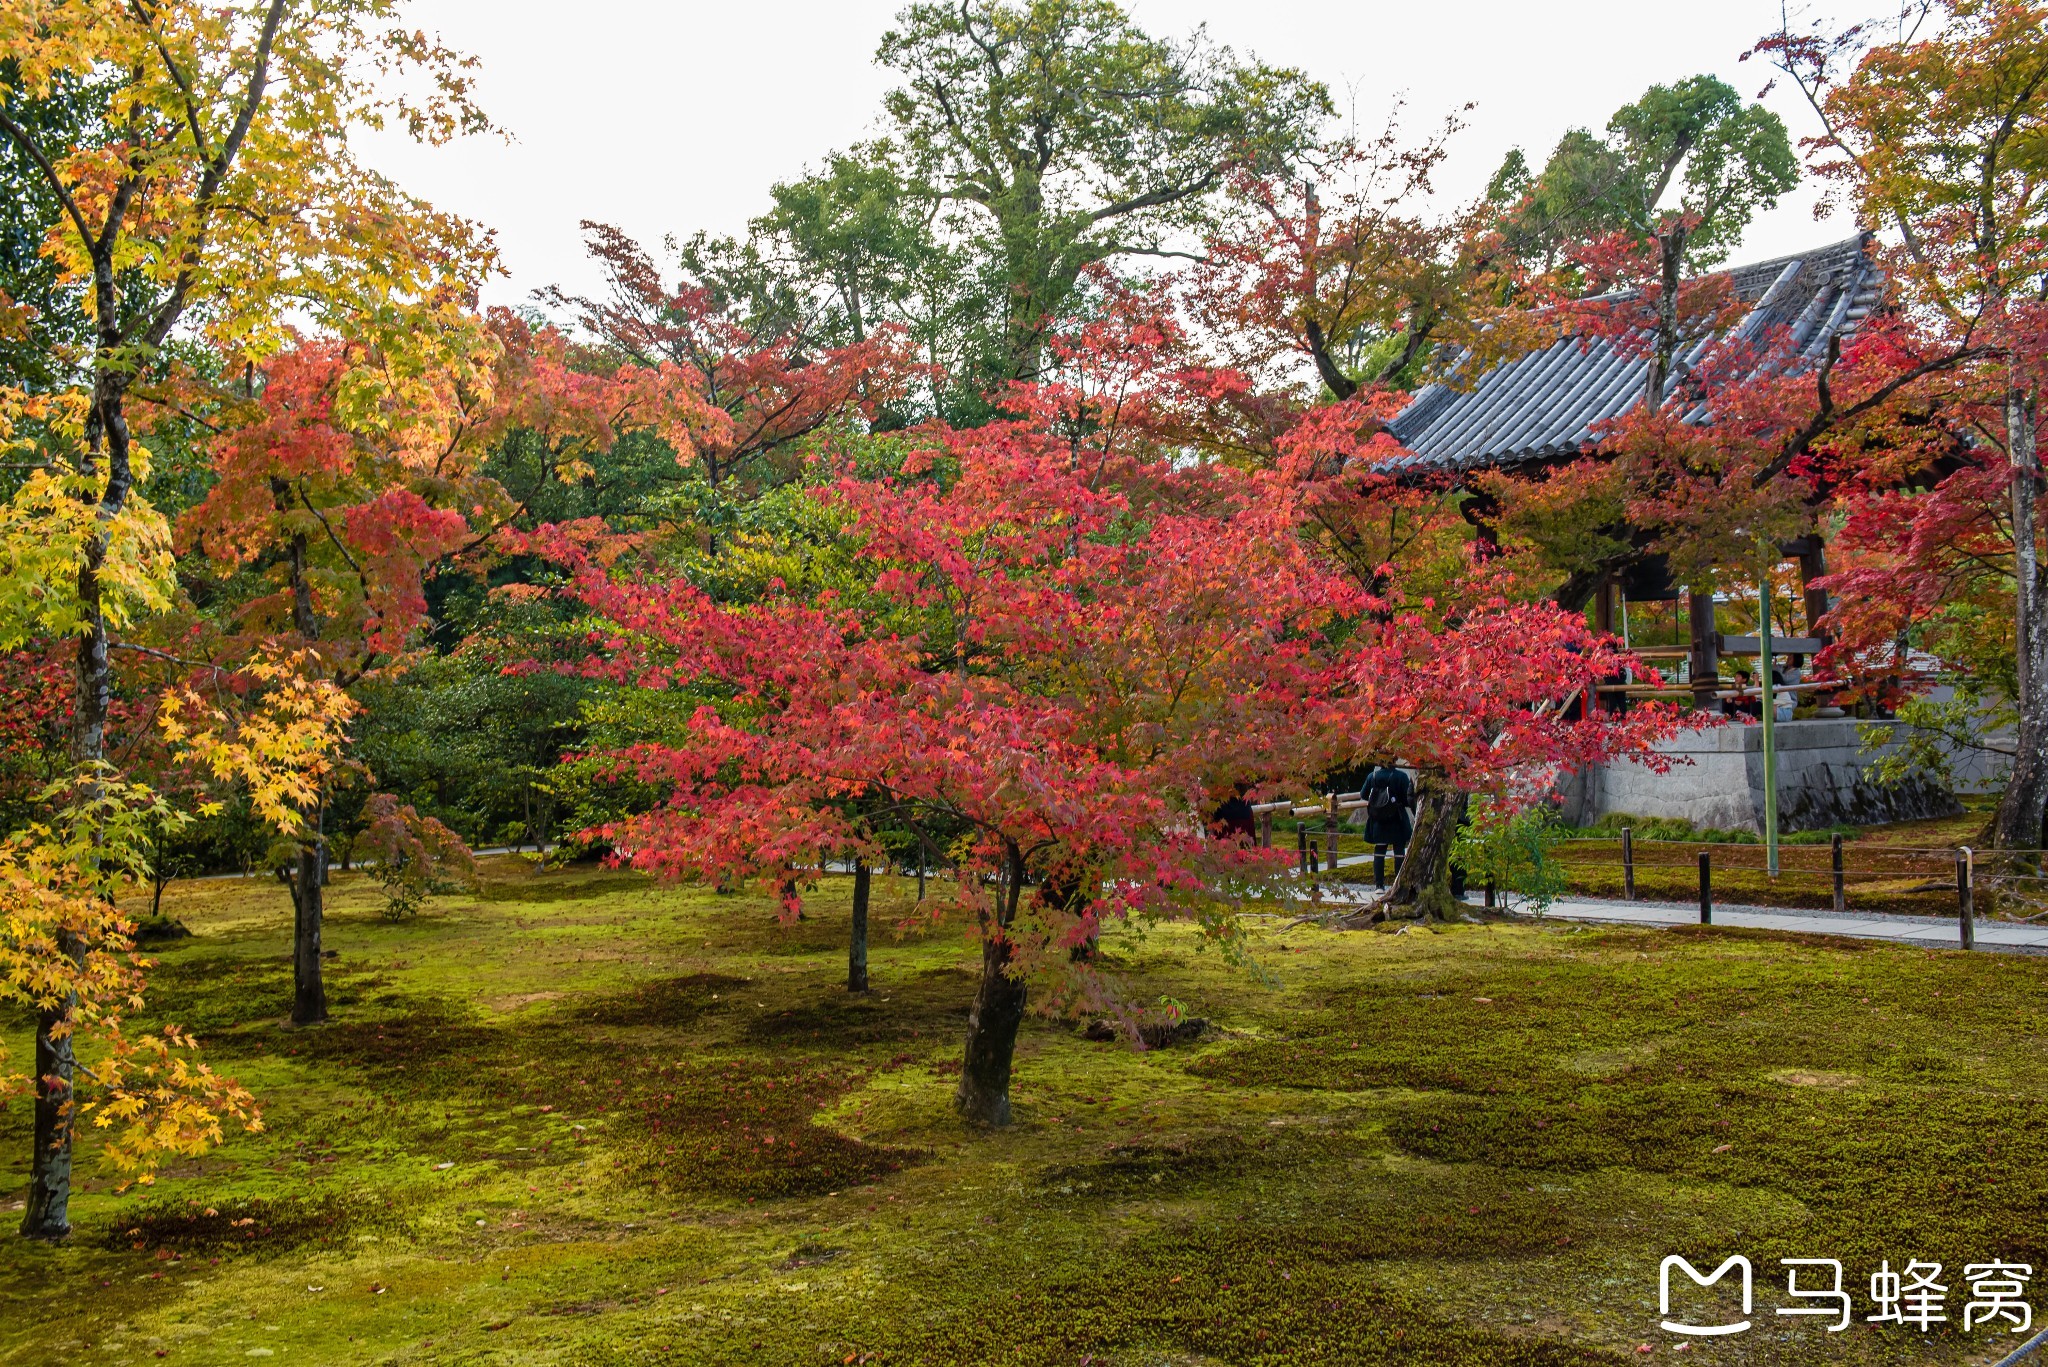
[{"left": 1285, "top": 898, "right": 1446, "bottom": 932}]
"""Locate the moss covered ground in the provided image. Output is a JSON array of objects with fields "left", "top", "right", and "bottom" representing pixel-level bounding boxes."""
[{"left": 3, "top": 858, "right": 2044, "bottom": 1365}]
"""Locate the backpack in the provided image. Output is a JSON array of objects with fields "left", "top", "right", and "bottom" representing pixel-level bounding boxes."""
[{"left": 1367, "top": 777, "right": 1398, "bottom": 815}]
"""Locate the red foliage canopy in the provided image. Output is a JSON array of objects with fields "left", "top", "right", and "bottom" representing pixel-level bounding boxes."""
[
  {"left": 531, "top": 387, "right": 1680, "bottom": 1008},
  {"left": 544, "top": 221, "right": 915, "bottom": 488}
]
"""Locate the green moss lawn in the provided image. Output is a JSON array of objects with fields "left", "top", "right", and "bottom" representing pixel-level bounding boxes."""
[{"left": 4, "top": 859, "right": 2045, "bottom": 1366}]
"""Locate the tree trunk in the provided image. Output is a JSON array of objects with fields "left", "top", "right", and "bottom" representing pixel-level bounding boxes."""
[
  {"left": 1304, "top": 317, "right": 1357, "bottom": 401},
  {"left": 290, "top": 807, "right": 327, "bottom": 1025},
  {"left": 73, "top": 574, "right": 112, "bottom": 767},
  {"left": 278, "top": 523, "right": 329, "bottom": 1020},
  {"left": 18, "top": 961, "right": 79, "bottom": 1239},
  {"left": 70, "top": 369, "right": 127, "bottom": 767},
  {"left": 955, "top": 840, "right": 1027, "bottom": 1128},
  {"left": 26, "top": 362, "right": 133, "bottom": 1238},
  {"left": 1995, "top": 385, "right": 2048, "bottom": 853},
  {"left": 1386, "top": 782, "right": 1468, "bottom": 920},
  {"left": 1642, "top": 227, "right": 1686, "bottom": 410},
  {"left": 848, "top": 859, "right": 870, "bottom": 993}
]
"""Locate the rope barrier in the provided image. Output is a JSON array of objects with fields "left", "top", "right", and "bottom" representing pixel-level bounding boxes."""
[{"left": 1990, "top": 1323, "right": 2048, "bottom": 1367}]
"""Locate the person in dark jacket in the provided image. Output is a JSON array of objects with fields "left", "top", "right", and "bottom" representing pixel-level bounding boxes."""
[
  {"left": 1212, "top": 782, "right": 1256, "bottom": 842},
  {"left": 1360, "top": 761, "right": 1414, "bottom": 889}
]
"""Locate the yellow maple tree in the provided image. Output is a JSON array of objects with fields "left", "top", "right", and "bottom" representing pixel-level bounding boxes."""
[
  {"left": 161, "top": 652, "right": 361, "bottom": 836},
  {"left": 0, "top": 0, "right": 497, "bottom": 1239},
  {"left": 0, "top": 771, "right": 263, "bottom": 1207}
]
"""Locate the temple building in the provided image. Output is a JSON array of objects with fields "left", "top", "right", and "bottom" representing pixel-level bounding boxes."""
[
  {"left": 1386, "top": 232, "right": 1882, "bottom": 714},
  {"left": 1377, "top": 233, "right": 1962, "bottom": 830}
]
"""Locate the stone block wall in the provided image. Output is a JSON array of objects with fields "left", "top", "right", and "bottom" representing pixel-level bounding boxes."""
[{"left": 1565, "top": 718, "right": 1962, "bottom": 833}]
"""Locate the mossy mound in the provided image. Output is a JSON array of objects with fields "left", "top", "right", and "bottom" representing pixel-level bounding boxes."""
[
  {"left": 104, "top": 1192, "right": 407, "bottom": 1257},
  {"left": 130, "top": 913, "right": 193, "bottom": 944},
  {"left": 612, "top": 1056, "right": 926, "bottom": 1198}
]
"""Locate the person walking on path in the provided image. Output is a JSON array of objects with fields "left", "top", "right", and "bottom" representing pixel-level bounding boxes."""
[{"left": 1361, "top": 761, "right": 1415, "bottom": 890}]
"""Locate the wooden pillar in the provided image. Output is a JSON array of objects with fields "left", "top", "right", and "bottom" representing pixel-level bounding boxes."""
[
  {"left": 1687, "top": 586, "right": 1719, "bottom": 713},
  {"left": 1593, "top": 578, "right": 1619, "bottom": 715},
  {"left": 1796, "top": 541, "right": 1831, "bottom": 645}
]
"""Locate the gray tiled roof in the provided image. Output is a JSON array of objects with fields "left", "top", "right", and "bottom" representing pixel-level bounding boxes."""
[{"left": 1382, "top": 233, "right": 1881, "bottom": 472}]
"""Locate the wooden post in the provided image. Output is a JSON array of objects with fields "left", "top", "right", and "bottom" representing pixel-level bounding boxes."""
[
  {"left": 1758, "top": 543, "right": 1781, "bottom": 878},
  {"left": 1958, "top": 849, "right": 1975, "bottom": 951},
  {"left": 1325, "top": 794, "right": 1340, "bottom": 867},
  {"left": 1259, "top": 808, "right": 1273, "bottom": 849},
  {"left": 1297, "top": 826, "right": 1308, "bottom": 874},
  {"left": 1698, "top": 851, "right": 1712, "bottom": 924},
  {"left": 1621, "top": 826, "right": 1636, "bottom": 902},
  {"left": 1594, "top": 576, "right": 1617, "bottom": 635},
  {"left": 1831, "top": 834, "right": 1845, "bottom": 913},
  {"left": 1794, "top": 538, "right": 1833, "bottom": 649},
  {"left": 1484, "top": 879, "right": 1496, "bottom": 909},
  {"left": 1687, "top": 586, "right": 1720, "bottom": 712},
  {"left": 1308, "top": 838, "right": 1321, "bottom": 876}
]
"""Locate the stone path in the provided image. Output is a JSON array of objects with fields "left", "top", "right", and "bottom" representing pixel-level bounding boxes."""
[
  {"left": 1482, "top": 894, "right": 2048, "bottom": 952},
  {"left": 1304, "top": 849, "right": 2048, "bottom": 952}
]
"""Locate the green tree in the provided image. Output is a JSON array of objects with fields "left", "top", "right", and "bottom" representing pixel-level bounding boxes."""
[
  {"left": 1497, "top": 75, "right": 1797, "bottom": 400},
  {"left": 757, "top": 146, "right": 933, "bottom": 350},
  {"left": 876, "top": 0, "right": 1330, "bottom": 386},
  {"left": 0, "top": 67, "right": 106, "bottom": 392},
  {"left": 754, "top": 146, "right": 982, "bottom": 425}
]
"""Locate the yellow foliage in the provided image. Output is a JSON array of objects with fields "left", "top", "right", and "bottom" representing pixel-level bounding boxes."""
[
  {"left": 0, "top": 463, "right": 177, "bottom": 646},
  {"left": 1, "top": 0, "right": 498, "bottom": 366},
  {"left": 334, "top": 297, "right": 506, "bottom": 471},
  {"left": 0, "top": 771, "right": 262, "bottom": 1185},
  {"left": 160, "top": 651, "right": 360, "bottom": 836}
]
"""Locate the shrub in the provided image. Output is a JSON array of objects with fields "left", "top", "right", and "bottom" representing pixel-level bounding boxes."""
[
  {"left": 1454, "top": 799, "right": 1569, "bottom": 912},
  {"left": 360, "top": 794, "right": 477, "bottom": 919}
]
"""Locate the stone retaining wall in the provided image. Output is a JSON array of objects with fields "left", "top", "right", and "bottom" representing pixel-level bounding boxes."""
[{"left": 1564, "top": 718, "right": 1962, "bottom": 833}]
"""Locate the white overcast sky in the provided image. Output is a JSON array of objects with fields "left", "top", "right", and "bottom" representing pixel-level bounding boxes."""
[{"left": 360, "top": 0, "right": 1868, "bottom": 310}]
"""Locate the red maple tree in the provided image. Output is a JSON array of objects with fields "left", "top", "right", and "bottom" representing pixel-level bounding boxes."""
[{"left": 529, "top": 293, "right": 1680, "bottom": 1123}]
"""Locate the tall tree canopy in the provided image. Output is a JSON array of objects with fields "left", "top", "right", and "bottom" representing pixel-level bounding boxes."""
[
  {"left": 1495, "top": 74, "right": 1797, "bottom": 275},
  {"left": 873, "top": 0, "right": 1330, "bottom": 390},
  {"left": 1493, "top": 75, "right": 1797, "bottom": 403}
]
